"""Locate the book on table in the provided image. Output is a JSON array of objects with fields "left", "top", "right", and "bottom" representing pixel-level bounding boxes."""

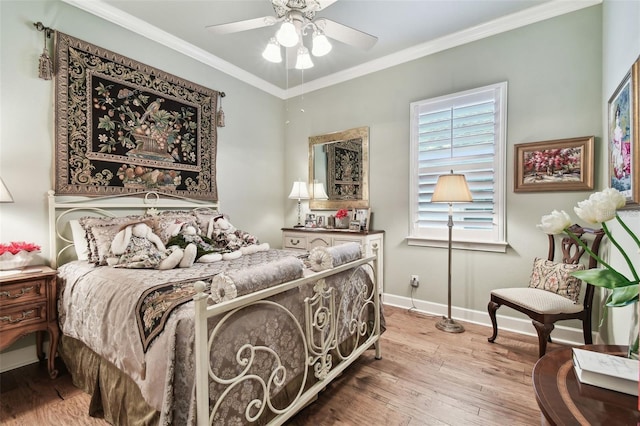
[{"left": 572, "top": 348, "right": 639, "bottom": 396}]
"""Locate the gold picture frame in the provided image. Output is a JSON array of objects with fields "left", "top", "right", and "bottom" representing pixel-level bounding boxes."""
[
  {"left": 608, "top": 56, "right": 639, "bottom": 207},
  {"left": 308, "top": 126, "right": 369, "bottom": 210},
  {"left": 514, "top": 136, "right": 594, "bottom": 192}
]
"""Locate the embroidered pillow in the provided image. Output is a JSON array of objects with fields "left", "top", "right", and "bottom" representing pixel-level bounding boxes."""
[
  {"left": 528, "top": 257, "right": 585, "bottom": 303},
  {"left": 79, "top": 215, "right": 146, "bottom": 263},
  {"left": 149, "top": 210, "right": 200, "bottom": 244},
  {"left": 192, "top": 208, "right": 220, "bottom": 236}
]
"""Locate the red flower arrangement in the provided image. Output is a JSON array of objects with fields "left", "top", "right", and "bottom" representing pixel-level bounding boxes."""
[
  {"left": 0, "top": 241, "right": 41, "bottom": 255},
  {"left": 335, "top": 209, "right": 349, "bottom": 219}
]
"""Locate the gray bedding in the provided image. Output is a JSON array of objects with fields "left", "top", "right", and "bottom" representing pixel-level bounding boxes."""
[{"left": 57, "top": 247, "right": 377, "bottom": 425}]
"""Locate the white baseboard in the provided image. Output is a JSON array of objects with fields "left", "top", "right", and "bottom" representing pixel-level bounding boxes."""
[
  {"left": 0, "top": 342, "right": 48, "bottom": 373},
  {"left": 382, "top": 293, "right": 600, "bottom": 346}
]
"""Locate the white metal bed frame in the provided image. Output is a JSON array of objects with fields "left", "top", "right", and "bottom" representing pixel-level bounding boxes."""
[
  {"left": 48, "top": 190, "right": 382, "bottom": 425},
  {"left": 48, "top": 189, "right": 219, "bottom": 267}
]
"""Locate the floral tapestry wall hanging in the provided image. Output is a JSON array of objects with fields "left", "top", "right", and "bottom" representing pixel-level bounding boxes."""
[{"left": 54, "top": 32, "right": 219, "bottom": 200}]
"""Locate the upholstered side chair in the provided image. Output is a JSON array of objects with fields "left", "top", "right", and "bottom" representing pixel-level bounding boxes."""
[{"left": 487, "top": 225, "right": 605, "bottom": 358}]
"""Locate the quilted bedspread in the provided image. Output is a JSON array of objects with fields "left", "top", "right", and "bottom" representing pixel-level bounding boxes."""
[
  {"left": 57, "top": 247, "right": 377, "bottom": 425},
  {"left": 57, "top": 249, "right": 304, "bottom": 424}
]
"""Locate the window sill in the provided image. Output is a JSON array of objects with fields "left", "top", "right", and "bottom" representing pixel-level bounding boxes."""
[{"left": 406, "top": 236, "right": 508, "bottom": 253}]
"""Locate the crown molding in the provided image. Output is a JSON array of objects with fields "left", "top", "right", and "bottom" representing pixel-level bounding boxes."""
[
  {"left": 60, "top": 0, "right": 286, "bottom": 98},
  {"left": 62, "top": 0, "right": 601, "bottom": 100},
  {"left": 286, "top": 0, "right": 602, "bottom": 97}
]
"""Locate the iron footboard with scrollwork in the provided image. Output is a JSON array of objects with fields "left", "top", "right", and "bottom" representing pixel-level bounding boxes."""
[{"left": 193, "top": 252, "right": 381, "bottom": 425}]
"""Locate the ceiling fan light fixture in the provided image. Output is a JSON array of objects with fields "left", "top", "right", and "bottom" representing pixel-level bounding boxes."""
[
  {"left": 312, "top": 31, "right": 332, "bottom": 57},
  {"left": 276, "top": 20, "right": 298, "bottom": 47},
  {"left": 295, "top": 46, "right": 314, "bottom": 69},
  {"left": 262, "top": 37, "right": 282, "bottom": 63}
]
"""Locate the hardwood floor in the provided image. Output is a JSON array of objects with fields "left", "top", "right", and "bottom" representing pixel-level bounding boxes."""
[{"left": 0, "top": 305, "right": 563, "bottom": 425}]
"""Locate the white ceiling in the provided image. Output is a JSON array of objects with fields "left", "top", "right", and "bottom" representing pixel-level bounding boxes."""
[{"left": 62, "top": 0, "right": 600, "bottom": 98}]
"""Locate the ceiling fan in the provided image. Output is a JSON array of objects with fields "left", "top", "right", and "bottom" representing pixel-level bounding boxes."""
[{"left": 205, "top": 0, "right": 378, "bottom": 69}]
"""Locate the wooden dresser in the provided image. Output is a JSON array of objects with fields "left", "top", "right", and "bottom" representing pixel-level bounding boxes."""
[
  {"left": 281, "top": 228, "right": 384, "bottom": 294},
  {"left": 0, "top": 266, "right": 59, "bottom": 378}
]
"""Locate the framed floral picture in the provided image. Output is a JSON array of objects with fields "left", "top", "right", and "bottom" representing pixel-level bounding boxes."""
[
  {"left": 608, "top": 56, "right": 639, "bottom": 207},
  {"left": 514, "top": 136, "right": 594, "bottom": 192}
]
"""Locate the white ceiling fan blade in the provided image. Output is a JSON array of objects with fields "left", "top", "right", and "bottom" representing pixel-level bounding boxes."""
[
  {"left": 318, "top": 18, "right": 378, "bottom": 50},
  {"left": 206, "top": 16, "right": 278, "bottom": 35}
]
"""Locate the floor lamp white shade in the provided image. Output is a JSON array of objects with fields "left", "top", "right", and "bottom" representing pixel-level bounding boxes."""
[
  {"left": 431, "top": 170, "right": 472, "bottom": 333},
  {"left": 0, "top": 177, "right": 13, "bottom": 203},
  {"left": 288, "top": 181, "right": 310, "bottom": 227}
]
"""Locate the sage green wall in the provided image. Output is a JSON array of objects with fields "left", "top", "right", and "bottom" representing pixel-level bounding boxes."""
[
  {"left": 285, "top": 6, "right": 604, "bottom": 328},
  {"left": 0, "top": 0, "right": 286, "bottom": 256},
  {"left": 600, "top": 0, "right": 640, "bottom": 344},
  {"left": 0, "top": 0, "right": 284, "bottom": 365}
]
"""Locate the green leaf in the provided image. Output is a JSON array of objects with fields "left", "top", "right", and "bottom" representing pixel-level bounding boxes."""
[
  {"left": 605, "top": 285, "right": 639, "bottom": 307},
  {"left": 572, "top": 268, "right": 632, "bottom": 289}
]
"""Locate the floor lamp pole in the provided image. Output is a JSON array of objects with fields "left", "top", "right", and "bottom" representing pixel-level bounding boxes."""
[{"left": 436, "top": 202, "right": 465, "bottom": 333}]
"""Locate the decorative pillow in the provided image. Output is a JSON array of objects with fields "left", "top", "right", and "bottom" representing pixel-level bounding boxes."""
[
  {"left": 89, "top": 221, "right": 144, "bottom": 266},
  {"left": 149, "top": 210, "right": 200, "bottom": 244},
  {"left": 528, "top": 257, "right": 586, "bottom": 303},
  {"left": 308, "top": 247, "right": 334, "bottom": 272},
  {"left": 192, "top": 208, "right": 220, "bottom": 236},
  {"left": 79, "top": 215, "right": 146, "bottom": 263},
  {"left": 69, "top": 219, "right": 90, "bottom": 261}
]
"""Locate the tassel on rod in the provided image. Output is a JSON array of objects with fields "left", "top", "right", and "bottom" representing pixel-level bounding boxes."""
[
  {"left": 217, "top": 92, "right": 226, "bottom": 128},
  {"left": 34, "top": 22, "right": 53, "bottom": 80}
]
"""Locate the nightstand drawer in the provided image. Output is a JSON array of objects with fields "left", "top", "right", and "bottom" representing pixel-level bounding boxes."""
[
  {"left": 283, "top": 235, "right": 307, "bottom": 250},
  {"left": 0, "top": 301, "right": 47, "bottom": 332},
  {"left": 308, "top": 235, "right": 331, "bottom": 249},
  {"left": 0, "top": 279, "right": 46, "bottom": 307}
]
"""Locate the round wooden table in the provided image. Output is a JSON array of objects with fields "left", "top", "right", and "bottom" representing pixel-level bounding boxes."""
[{"left": 532, "top": 345, "right": 640, "bottom": 425}]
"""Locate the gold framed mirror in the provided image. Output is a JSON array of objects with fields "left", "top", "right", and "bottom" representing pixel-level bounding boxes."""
[{"left": 309, "top": 126, "right": 369, "bottom": 210}]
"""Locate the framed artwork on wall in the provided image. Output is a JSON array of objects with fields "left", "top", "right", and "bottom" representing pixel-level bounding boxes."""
[
  {"left": 514, "top": 136, "right": 594, "bottom": 192},
  {"left": 608, "top": 56, "right": 639, "bottom": 207},
  {"left": 54, "top": 32, "right": 220, "bottom": 200}
]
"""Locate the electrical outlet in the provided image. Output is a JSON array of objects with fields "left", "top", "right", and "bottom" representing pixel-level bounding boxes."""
[{"left": 410, "top": 275, "right": 419, "bottom": 288}]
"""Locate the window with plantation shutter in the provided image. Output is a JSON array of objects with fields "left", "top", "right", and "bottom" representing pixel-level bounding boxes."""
[{"left": 408, "top": 82, "right": 508, "bottom": 252}]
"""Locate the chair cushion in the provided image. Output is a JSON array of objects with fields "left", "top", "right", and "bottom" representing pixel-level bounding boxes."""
[
  {"left": 528, "top": 257, "right": 585, "bottom": 303},
  {"left": 491, "top": 288, "right": 585, "bottom": 314}
]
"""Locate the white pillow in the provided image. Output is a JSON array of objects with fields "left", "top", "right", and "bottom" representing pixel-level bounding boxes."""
[{"left": 69, "top": 219, "right": 90, "bottom": 261}]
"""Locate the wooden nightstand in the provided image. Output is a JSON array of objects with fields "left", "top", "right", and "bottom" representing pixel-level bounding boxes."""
[{"left": 0, "top": 266, "right": 59, "bottom": 378}]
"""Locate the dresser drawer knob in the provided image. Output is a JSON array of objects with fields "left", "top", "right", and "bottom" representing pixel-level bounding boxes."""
[
  {"left": 290, "top": 239, "right": 300, "bottom": 246},
  {"left": 0, "top": 309, "right": 35, "bottom": 324},
  {"left": 0, "top": 286, "right": 34, "bottom": 299}
]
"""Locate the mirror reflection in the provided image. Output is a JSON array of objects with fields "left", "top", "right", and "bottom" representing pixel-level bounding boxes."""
[{"left": 309, "top": 126, "right": 369, "bottom": 210}]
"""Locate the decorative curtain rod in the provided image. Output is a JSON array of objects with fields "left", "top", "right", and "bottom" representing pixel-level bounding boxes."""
[{"left": 33, "top": 22, "right": 54, "bottom": 80}]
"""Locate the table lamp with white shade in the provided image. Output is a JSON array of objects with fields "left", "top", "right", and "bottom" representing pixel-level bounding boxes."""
[
  {"left": 0, "top": 177, "right": 13, "bottom": 203},
  {"left": 288, "top": 181, "right": 310, "bottom": 228}
]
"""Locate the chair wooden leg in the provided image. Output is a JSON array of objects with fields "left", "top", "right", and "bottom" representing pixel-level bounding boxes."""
[
  {"left": 532, "top": 320, "right": 554, "bottom": 358},
  {"left": 583, "top": 317, "right": 593, "bottom": 344},
  {"left": 487, "top": 300, "right": 500, "bottom": 343}
]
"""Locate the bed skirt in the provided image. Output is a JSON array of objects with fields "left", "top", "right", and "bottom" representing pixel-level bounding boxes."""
[
  {"left": 59, "top": 335, "right": 160, "bottom": 425},
  {"left": 59, "top": 334, "right": 359, "bottom": 425}
]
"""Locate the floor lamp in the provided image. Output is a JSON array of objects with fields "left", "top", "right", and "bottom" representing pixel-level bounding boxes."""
[
  {"left": 431, "top": 170, "right": 473, "bottom": 333},
  {"left": 288, "top": 181, "right": 309, "bottom": 228}
]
